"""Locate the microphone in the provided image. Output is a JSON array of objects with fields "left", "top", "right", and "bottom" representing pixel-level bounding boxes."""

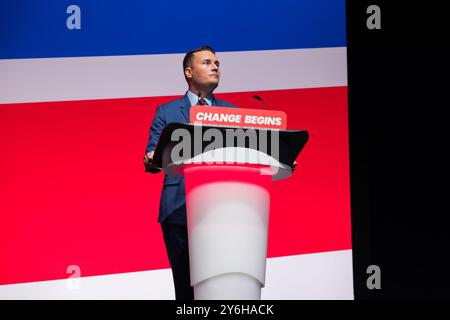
[{"left": 253, "top": 95, "right": 267, "bottom": 109}]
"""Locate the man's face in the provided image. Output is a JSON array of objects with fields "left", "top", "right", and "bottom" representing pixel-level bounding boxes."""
[{"left": 185, "top": 50, "right": 220, "bottom": 90}]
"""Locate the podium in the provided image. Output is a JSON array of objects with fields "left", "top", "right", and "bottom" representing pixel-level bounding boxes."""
[{"left": 151, "top": 122, "right": 308, "bottom": 300}]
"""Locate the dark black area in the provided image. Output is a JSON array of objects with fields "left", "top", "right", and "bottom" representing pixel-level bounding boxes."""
[{"left": 347, "top": 1, "right": 449, "bottom": 299}]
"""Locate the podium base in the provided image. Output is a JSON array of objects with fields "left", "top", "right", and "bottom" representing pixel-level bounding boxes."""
[
  {"left": 194, "top": 273, "right": 261, "bottom": 300},
  {"left": 184, "top": 164, "right": 271, "bottom": 300}
]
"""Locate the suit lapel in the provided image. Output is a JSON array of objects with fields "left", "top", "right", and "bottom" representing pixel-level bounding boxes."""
[
  {"left": 180, "top": 93, "right": 220, "bottom": 123},
  {"left": 179, "top": 93, "right": 191, "bottom": 123}
]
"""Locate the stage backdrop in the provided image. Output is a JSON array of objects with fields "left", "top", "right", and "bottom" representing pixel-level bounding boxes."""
[{"left": 0, "top": 0, "right": 351, "bottom": 299}]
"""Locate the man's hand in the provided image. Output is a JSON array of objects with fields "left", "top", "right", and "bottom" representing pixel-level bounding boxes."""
[
  {"left": 292, "top": 160, "right": 297, "bottom": 171},
  {"left": 144, "top": 151, "right": 154, "bottom": 165},
  {"left": 144, "top": 151, "right": 161, "bottom": 173}
]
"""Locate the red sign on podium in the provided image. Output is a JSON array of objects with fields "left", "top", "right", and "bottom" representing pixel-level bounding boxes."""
[{"left": 190, "top": 106, "right": 287, "bottom": 129}]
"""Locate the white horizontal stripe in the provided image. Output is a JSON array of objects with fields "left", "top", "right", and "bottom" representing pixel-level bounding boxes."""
[
  {"left": 0, "top": 268, "right": 176, "bottom": 300},
  {"left": 261, "top": 250, "right": 354, "bottom": 300},
  {"left": 0, "top": 48, "right": 347, "bottom": 104},
  {"left": 0, "top": 250, "right": 353, "bottom": 300}
]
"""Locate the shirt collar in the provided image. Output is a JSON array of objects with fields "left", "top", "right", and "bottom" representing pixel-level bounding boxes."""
[{"left": 187, "top": 90, "right": 213, "bottom": 106}]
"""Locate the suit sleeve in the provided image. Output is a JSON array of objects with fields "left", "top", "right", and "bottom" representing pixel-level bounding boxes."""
[{"left": 145, "top": 105, "right": 166, "bottom": 153}]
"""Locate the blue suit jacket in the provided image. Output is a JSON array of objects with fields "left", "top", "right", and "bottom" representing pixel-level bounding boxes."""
[{"left": 146, "top": 92, "right": 238, "bottom": 225}]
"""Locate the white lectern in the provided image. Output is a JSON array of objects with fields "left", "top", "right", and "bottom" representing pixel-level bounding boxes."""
[{"left": 150, "top": 122, "right": 308, "bottom": 299}]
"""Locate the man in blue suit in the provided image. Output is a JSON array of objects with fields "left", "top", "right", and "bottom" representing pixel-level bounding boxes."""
[{"left": 144, "top": 46, "right": 237, "bottom": 300}]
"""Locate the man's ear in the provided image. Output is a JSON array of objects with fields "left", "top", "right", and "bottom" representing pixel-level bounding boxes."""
[{"left": 184, "top": 67, "right": 192, "bottom": 79}]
